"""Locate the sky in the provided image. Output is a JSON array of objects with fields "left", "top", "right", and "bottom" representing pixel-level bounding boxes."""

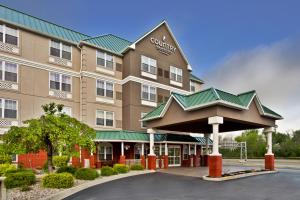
[{"left": 1, "top": 0, "right": 299, "bottom": 133}]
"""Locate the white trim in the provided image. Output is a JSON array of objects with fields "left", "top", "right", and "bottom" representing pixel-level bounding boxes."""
[
  {"left": 96, "top": 66, "right": 115, "bottom": 76},
  {"left": 141, "top": 100, "right": 157, "bottom": 107},
  {"left": 170, "top": 80, "right": 182, "bottom": 87},
  {"left": 0, "top": 60, "right": 18, "bottom": 84},
  {"left": 49, "top": 39, "right": 72, "bottom": 62},
  {"left": 141, "top": 71, "right": 157, "bottom": 80},
  {"left": 141, "top": 84, "right": 157, "bottom": 103},
  {"left": 0, "top": 98, "right": 18, "bottom": 120},
  {"left": 96, "top": 79, "right": 114, "bottom": 99},
  {"left": 95, "top": 110, "right": 115, "bottom": 128},
  {"left": 96, "top": 97, "right": 114, "bottom": 104},
  {"left": 49, "top": 71, "right": 72, "bottom": 93},
  {"left": 0, "top": 24, "right": 19, "bottom": 47},
  {"left": 94, "top": 139, "right": 149, "bottom": 143}
]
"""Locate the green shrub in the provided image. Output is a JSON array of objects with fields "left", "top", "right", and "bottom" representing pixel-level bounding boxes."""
[
  {"left": 4, "top": 171, "right": 36, "bottom": 189},
  {"left": 0, "top": 154, "right": 12, "bottom": 164},
  {"left": 4, "top": 168, "right": 34, "bottom": 176},
  {"left": 43, "top": 173, "right": 74, "bottom": 188},
  {"left": 113, "top": 164, "right": 129, "bottom": 173},
  {"left": 56, "top": 166, "right": 77, "bottom": 175},
  {"left": 130, "top": 164, "right": 144, "bottom": 170},
  {"left": 53, "top": 156, "right": 69, "bottom": 168},
  {"left": 75, "top": 168, "right": 99, "bottom": 180},
  {"left": 101, "top": 166, "right": 117, "bottom": 176},
  {"left": 0, "top": 164, "right": 16, "bottom": 176}
]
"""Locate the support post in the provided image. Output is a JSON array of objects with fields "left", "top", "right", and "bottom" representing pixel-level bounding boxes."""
[
  {"left": 120, "top": 141, "right": 125, "bottom": 165},
  {"left": 208, "top": 116, "right": 223, "bottom": 178},
  {"left": 140, "top": 143, "right": 146, "bottom": 169},
  {"left": 264, "top": 127, "right": 275, "bottom": 170},
  {"left": 164, "top": 142, "right": 168, "bottom": 169},
  {"left": 147, "top": 129, "right": 156, "bottom": 170},
  {"left": 203, "top": 134, "right": 210, "bottom": 167},
  {"left": 193, "top": 144, "right": 197, "bottom": 167}
]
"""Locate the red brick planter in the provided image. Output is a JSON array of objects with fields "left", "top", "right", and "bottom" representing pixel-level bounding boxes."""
[
  {"left": 265, "top": 154, "right": 275, "bottom": 170},
  {"left": 119, "top": 155, "right": 126, "bottom": 165},
  {"left": 148, "top": 155, "right": 156, "bottom": 170}
]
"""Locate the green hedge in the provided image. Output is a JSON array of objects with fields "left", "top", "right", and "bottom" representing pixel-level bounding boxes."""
[
  {"left": 56, "top": 166, "right": 77, "bottom": 175},
  {"left": 101, "top": 166, "right": 117, "bottom": 176},
  {"left": 0, "top": 154, "right": 12, "bottom": 164},
  {"left": 53, "top": 156, "right": 69, "bottom": 168},
  {"left": 130, "top": 164, "right": 144, "bottom": 170},
  {"left": 75, "top": 168, "right": 99, "bottom": 180},
  {"left": 4, "top": 168, "right": 34, "bottom": 176},
  {"left": 113, "top": 164, "right": 129, "bottom": 173},
  {"left": 43, "top": 173, "right": 74, "bottom": 188},
  {"left": 0, "top": 164, "right": 16, "bottom": 176},
  {"left": 4, "top": 171, "right": 36, "bottom": 189}
]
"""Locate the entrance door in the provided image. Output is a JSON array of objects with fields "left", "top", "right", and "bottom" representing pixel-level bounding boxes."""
[{"left": 168, "top": 145, "right": 181, "bottom": 167}]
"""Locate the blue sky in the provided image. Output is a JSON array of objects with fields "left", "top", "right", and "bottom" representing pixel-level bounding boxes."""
[
  {"left": 1, "top": 0, "right": 300, "bottom": 77},
  {"left": 1, "top": 0, "right": 300, "bottom": 132}
]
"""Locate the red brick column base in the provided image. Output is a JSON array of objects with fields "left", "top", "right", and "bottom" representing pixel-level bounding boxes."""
[
  {"left": 193, "top": 155, "right": 199, "bottom": 167},
  {"left": 208, "top": 155, "right": 222, "bottom": 178},
  {"left": 89, "top": 155, "right": 96, "bottom": 169},
  {"left": 119, "top": 155, "right": 126, "bottom": 165},
  {"left": 148, "top": 155, "right": 156, "bottom": 170},
  {"left": 141, "top": 155, "right": 146, "bottom": 169},
  {"left": 72, "top": 156, "right": 81, "bottom": 168},
  {"left": 163, "top": 155, "right": 168, "bottom": 169},
  {"left": 265, "top": 154, "right": 275, "bottom": 170},
  {"left": 203, "top": 155, "right": 209, "bottom": 167}
]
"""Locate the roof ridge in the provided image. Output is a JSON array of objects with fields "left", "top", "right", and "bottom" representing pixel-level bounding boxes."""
[
  {"left": 83, "top": 33, "right": 132, "bottom": 43},
  {"left": 237, "top": 90, "right": 256, "bottom": 96},
  {"left": 0, "top": 4, "right": 90, "bottom": 38}
]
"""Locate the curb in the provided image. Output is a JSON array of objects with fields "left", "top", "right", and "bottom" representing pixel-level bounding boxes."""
[
  {"left": 45, "top": 170, "right": 155, "bottom": 200},
  {"left": 202, "top": 170, "right": 278, "bottom": 181}
]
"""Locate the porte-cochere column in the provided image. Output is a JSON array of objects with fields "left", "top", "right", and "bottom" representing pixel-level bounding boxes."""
[
  {"left": 208, "top": 116, "right": 223, "bottom": 178},
  {"left": 147, "top": 128, "right": 156, "bottom": 170},
  {"left": 264, "top": 127, "right": 275, "bottom": 170}
]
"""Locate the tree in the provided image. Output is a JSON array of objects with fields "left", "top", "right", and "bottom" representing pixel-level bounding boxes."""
[{"left": 3, "top": 103, "right": 96, "bottom": 172}]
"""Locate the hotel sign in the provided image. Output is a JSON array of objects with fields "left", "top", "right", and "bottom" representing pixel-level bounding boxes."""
[{"left": 150, "top": 36, "right": 176, "bottom": 56}]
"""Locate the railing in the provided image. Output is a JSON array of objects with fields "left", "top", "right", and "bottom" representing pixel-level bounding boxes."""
[{"left": 125, "top": 159, "right": 141, "bottom": 167}]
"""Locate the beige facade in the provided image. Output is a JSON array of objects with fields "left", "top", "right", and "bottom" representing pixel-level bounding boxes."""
[{"left": 0, "top": 18, "right": 203, "bottom": 134}]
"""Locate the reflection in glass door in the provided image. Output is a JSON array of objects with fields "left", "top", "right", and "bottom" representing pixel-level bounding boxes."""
[{"left": 168, "top": 145, "right": 181, "bottom": 166}]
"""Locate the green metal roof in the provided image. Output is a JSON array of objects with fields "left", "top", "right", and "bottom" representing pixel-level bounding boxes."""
[
  {"left": 190, "top": 74, "right": 204, "bottom": 84},
  {"left": 194, "top": 137, "right": 213, "bottom": 145},
  {"left": 143, "top": 87, "right": 282, "bottom": 121},
  {"left": 0, "top": 5, "right": 90, "bottom": 43},
  {"left": 82, "top": 34, "right": 132, "bottom": 55}
]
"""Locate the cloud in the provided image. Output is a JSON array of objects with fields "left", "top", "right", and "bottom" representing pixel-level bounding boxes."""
[{"left": 204, "top": 38, "right": 300, "bottom": 133}]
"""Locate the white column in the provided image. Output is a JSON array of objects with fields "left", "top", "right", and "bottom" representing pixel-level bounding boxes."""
[
  {"left": 264, "top": 127, "right": 274, "bottom": 155},
  {"left": 194, "top": 144, "right": 197, "bottom": 155},
  {"left": 204, "top": 134, "right": 209, "bottom": 155},
  {"left": 121, "top": 142, "right": 124, "bottom": 156},
  {"left": 148, "top": 128, "right": 156, "bottom": 156},
  {"left": 141, "top": 143, "right": 144, "bottom": 156},
  {"left": 165, "top": 143, "right": 168, "bottom": 156},
  {"left": 188, "top": 144, "right": 191, "bottom": 155},
  {"left": 159, "top": 143, "right": 162, "bottom": 156},
  {"left": 208, "top": 116, "right": 223, "bottom": 156}
]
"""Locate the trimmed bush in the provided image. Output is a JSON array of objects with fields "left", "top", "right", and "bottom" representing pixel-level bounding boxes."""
[
  {"left": 130, "top": 164, "right": 144, "bottom": 170},
  {"left": 53, "top": 156, "right": 69, "bottom": 168},
  {"left": 4, "top": 168, "right": 34, "bottom": 176},
  {"left": 0, "top": 154, "right": 12, "bottom": 164},
  {"left": 4, "top": 171, "right": 36, "bottom": 189},
  {"left": 56, "top": 166, "right": 77, "bottom": 175},
  {"left": 43, "top": 173, "right": 74, "bottom": 188},
  {"left": 113, "top": 164, "right": 129, "bottom": 173},
  {"left": 101, "top": 166, "right": 117, "bottom": 176},
  {"left": 0, "top": 164, "right": 16, "bottom": 176},
  {"left": 75, "top": 168, "right": 99, "bottom": 180}
]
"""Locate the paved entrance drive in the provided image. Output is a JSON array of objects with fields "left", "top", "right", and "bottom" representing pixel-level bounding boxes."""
[{"left": 65, "top": 169, "right": 300, "bottom": 200}]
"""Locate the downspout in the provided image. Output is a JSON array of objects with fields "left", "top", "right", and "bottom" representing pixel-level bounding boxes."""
[{"left": 77, "top": 43, "right": 83, "bottom": 122}]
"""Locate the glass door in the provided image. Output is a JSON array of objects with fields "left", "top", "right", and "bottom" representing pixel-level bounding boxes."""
[{"left": 168, "top": 145, "right": 181, "bottom": 166}]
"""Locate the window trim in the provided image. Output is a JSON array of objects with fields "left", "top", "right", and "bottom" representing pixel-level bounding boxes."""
[
  {"left": 49, "top": 40, "right": 72, "bottom": 61},
  {"left": 48, "top": 72, "right": 72, "bottom": 93},
  {"left": 0, "top": 24, "right": 19, "bottom": 47},
  {"left": 183, "top": 144, "right": 189, "bottom": 160},
  {"left": 141, "top": 84, "right": 156, "bottom": 102},
  {"left": 140, "top": 112, "right": 147, "bottom": 129},
  {"left": 96, "top": 110, "right": 115, "bottom": 127},
  {"left": 98, "top": 142, "right": 113, "bottom": 161},
  {"left": 141, "top": 55, "right": 157, "bottom": 75},
  {"left": 96, "top": 50, "right": 114, "bottom": 70},
  {"left": 96, "top": 79, "right": 114, "bottom": 99},
  {"left": 0, "top": 98, "right": 18, "bottom": 119},
  {"left": 190, "top": 80, "right": 195, "bottom": 92},
  {"left": 170, "top": 66, "right": 183, "bottom": 83},
  {"left": 0, "top": 60, "right": 18, "bottom": 83}
]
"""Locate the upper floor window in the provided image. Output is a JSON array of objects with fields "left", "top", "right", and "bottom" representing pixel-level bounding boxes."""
[
  {"left": 97, "top": 51, "right": 113, "bottom": 70},
  {"left": 0, "top": 61, "right": 17, "bottom": 83},
  {"left": 96, "top": 80, "right": 113, "bottom": 98},
  {"left": 190, "top": 81, "right": 195, "bottom": 92},
  {"left": 0, "top": 25, "right": 18, "bottom": 46},
  {"left": 96, "top": 110, "right": 114, "bottom": 127},
  {"left": 0, "top": 99, "right": 17, "bottom": 119},
  {"left": 50, "top": 40, "right": 72, "bottom": 60},
  {"left": 141, "top": 85, "right": 156, "bottom": 102},
  {"left": 141, "top": 55, "right": 157, "bottom": 74},
  {"left": 49, "top": 72, "right": 71, "bottom": 92},
  {"left": 170, "top": 66, "right": 182, "bottom": 83}
]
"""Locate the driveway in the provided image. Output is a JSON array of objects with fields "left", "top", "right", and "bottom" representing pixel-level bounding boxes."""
[{"left": 65, "top": 169, "right": 300, "bottom": 200}]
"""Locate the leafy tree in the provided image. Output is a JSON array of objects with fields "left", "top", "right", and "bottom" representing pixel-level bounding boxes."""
[{"left": 3, "top": 103, "right": 95, "bottom": 172}]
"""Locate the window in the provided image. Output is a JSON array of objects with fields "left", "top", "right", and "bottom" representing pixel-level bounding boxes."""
[
  {"left": 141, "top": 55, "right": 157, "bottom": 74},
  {"left": 50, "top": 40, "right": 72, "bottom": 60},
  {"left": 170, "top": 66, "right": 183, "bottom": 82},
  {"left": 0, "top": 60, "right": 18, "bottom": 82},
  {"left": 141, "top": 112, "right": 147, "bottom": 128},
  {"left": 97, "top": 51, "right": 113, "bottom": 70},
  {"left": 96, "top": 110, "right": 114, "bottom": 127},
  {"left": 96, "top": 80, "right": 114, "bottom": 98},
  {"left": 62, "top": 107, "right": 72, "bottom": 116},
  {"left": 190, "top": 81, "right": 195, "bottom": 92},
  {"left": 0, "top": 25, "right": 18, "bottom": 46},
  {"left": 98, "top": 143, "right": 113, "bottom": 161},
  {"left": 134, "top": 144, "right": 149, "bottom": 159},
  {"left": 183, "top": 145, "right": 189, "bottom": 160},
  {"left": 141, "top": 85, "right": 156, "bottom": 102},
  {"left": 49, "top": 72, "right": 71, "bottom": 92},
  {"left": 0, "top": 98, "right": 17, "bottom": 119}
]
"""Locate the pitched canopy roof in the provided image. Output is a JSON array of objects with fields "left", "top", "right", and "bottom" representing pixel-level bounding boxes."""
[{"left": 190, "top": 74, "right": 204, "bottom": 84}]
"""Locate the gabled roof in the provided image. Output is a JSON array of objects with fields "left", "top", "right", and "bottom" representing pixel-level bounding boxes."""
[
  {"left": 82, "top": 34, "right": 132, "bottom": 55},
  {"left": 142, "top": 87, "right": 282, "bottom": 121},
  {"left": 190, "top": 74, "right": 204, "bottom": 84}
]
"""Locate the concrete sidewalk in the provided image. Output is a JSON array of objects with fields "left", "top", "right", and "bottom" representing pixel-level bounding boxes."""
[{"left": 224, "top": 159, "right": 300, "bottom": 169}]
